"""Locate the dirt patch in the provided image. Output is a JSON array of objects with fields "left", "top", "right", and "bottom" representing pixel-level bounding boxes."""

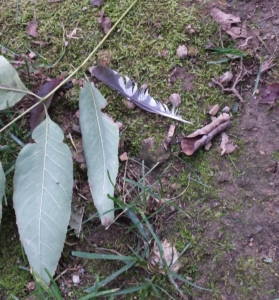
[{"left": 186, "top": 1, "right": 279, "bottom": 299}]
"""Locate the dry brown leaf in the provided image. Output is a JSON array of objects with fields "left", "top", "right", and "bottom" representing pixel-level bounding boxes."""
[
  {"left": 119, "top": 152, "right": 128, "bottom": 161},
  {"left": 169, "top": 67, "right": 195, "bottom": 92},
  {"left": 90, "top": 0, "right": 104, "bottom": 6},
  {"left": 220, "top": 132, "right": 238, "bottom": 155},
  {"left": 181, "top": 113, "right": 231, "bottom": 155},
  {"left": 260, "top": 83, "right": 279, "bottom": 107},
  {"left": 27, "top": 21, "right": 39, "bottom": 38},
  {"left": 67, "top": 27, "right": 82, "bottom": 39},
  {"left": 210, "top": 8, "right": 247, "bottom": 39},
  {"left": 148, "top": 239, "right": 181, "bottom": 273},
  {"left": 187, "top": 113, "right": 230, "bottom": 137},
  {"left": 98, "top": 10, "right": 111, "bottom": 34},
  {"left": 163, "top": 124, "right": 176, "bottom": 150}
]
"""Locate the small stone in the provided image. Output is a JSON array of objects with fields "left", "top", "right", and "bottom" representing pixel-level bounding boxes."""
[
  {"left": 82, "top": 6, "right": 88, "bottom": 10},
  {"left": 116, "top": 121, "right": 124, "bottom": 130},
  {"left": 211, "top": 202, "right": 221, "bottom": 208},
  {"left": 123, "top": 99, "right": 135, "bottom": 110},
  {"left": 273, "top": 19, "right": 279, "bottom": 25},
  {"left": 254, "top": 225, "right": 263, "bottom": 234},
  {"left": 119, "top": 152, "right": 128, "bottom": 161},
  {"left": 176, "top": 45, "right": 188, "bottom": 59},
  {"left": 169, "top": 93, "right": 181, "bottom": 108},
  {"left": 72, "top": 275, "right": 80, "bottom": 284},
  {"left": 219, "top": 71, "right": 233, "bottom": 84},
  {"left": 222, "top": 106, "right": 230, "bottom": 113},
  {"left": 232, "top": 102, "right": 239, "bottom": 114},
  {"left": 72, "top": 124, "right": 81, "bottom": 134},
  {"left": 209, "top": 104, "right": 220, "bottom": 116}
]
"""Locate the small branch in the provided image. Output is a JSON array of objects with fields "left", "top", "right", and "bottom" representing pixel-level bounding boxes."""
[{"left": 212, "top": 59, "right": 247, "bottom": 102}]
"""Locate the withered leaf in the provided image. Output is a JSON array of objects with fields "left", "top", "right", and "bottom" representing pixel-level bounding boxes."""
[
  {"left": 169, "top": 66, "right": 195, "bottom": 92},
  {"left": 98, "top": 10, "right": 111, "bottom": 34},
  {"left": 260, "top": 83, "right": 279, "bottom": 107},
  {"left": 27, "top": 21, "right": 39, "bottom": 38},
  {"left": 181, "top": 113, "right": 231, "bottom": 155},
  {"left": 210, "top": 8, "right": 247, "bottom": 39},
  {"left": 30, "top": 77, "right": 63, "bottom": 133},
  {"left": 220, "top": 132, "right": 238, "bottom": 155}
]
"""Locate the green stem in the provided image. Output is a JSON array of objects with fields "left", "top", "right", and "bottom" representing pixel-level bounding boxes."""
[
  {"left": 0, "top": 0, "right": 138, "bottom": 133},
  {"left": 0, "top": 87, "right": 39, "bottom": 98}
]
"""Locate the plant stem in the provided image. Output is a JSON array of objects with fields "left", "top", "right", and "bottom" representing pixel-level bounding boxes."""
[{"left": 0, "top": 0, "right": 138, "bottom": 133}]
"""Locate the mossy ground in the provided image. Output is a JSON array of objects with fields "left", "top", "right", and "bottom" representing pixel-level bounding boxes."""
[{"left": 1, "top": 0, "right": 278, "bottom": 299}]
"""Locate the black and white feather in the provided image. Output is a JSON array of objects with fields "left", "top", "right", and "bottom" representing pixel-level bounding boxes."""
[{"left": 90, "top": 66, "right": 192, "bottom": 124}]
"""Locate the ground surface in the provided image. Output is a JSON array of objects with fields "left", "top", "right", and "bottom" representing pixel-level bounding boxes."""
[{"left": 1, "top": 0, "right": 279, "bottom": 299}]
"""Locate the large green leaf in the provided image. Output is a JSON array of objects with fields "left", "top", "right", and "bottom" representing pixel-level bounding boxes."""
[
  {"left": 79, "top": 82, "right": 119, "bottom": 226},
  {"left": 0, "top": 55, "right": 29, "bottom": 110},
  {"left": 0, "top": 162, "right": 5, "bottom": 224},
  {"left": 13, "top": 114, "right": 73, "bottom": 284}
]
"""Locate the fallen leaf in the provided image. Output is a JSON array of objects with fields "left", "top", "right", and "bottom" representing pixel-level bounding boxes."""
[
  {"left": 148, "top": 239, "right": 181, "bottom": 273},
  {"left": 28, "top": 51, "right": 36, "bottom": 59},
  {"left": 90, "top": 0, "right": 104, "bottom": 6},
  {"left": 67, "top": 27, "right": 82, "bottom": 39},
  {"left": 98, "top": 10, "right": 111, "bottom": 34},
  {"left": 27, "top": 21, "right": 39, "bottom": 38},
  {"left": 119, "top": 152, "right": 128, "bottom": 161},
  {"left": 260, "top": 83, "right": 279, "bottom": 107},
  {"left": 220, "top": 132, "right": 229, "bottom": 155},
  {"left": 163, "top": 124, "right": 176, "bottom": 150},
  {"left": 30, "top": 77, "right": 64, "bottom": 132},
  {"left": 69, "top": 205, "right": 84, "bottom": 237},
  {"left": 181, "top": 113, "right": 231, "bottom": 155},
  {"left": 210, "top": 7, "right": 240, "bottom": 26},
  {"left": 210, "top": 8, "right": 247, "bottom": 39},
  {"left": 169, "top": 66, "right": 195, "bottom": 92},
  {"left": 219, "top": 132, "right": 238, "bottom": 155},
  {"left": 260, "top": 59, "right": 276, "bottom": 73}
]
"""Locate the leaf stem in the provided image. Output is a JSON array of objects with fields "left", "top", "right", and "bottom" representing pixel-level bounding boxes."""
[
  {"left": 0, "top": 0, "right": 138, "bottom": 133},
  {"left": 0, "top": 86, "right": 39, "bottom": 98}
]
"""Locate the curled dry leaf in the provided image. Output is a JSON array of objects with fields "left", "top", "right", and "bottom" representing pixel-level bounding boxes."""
[
  {"left": 148, "top": 239, "right": 181, "bottom": 273},
  {"left": 210, "top": 8, "right": 247, "bottom": 39},
  {"left": 220, "top": 132, "right": 238, "bottom": 155},
  {"left": 30, "top": 77, "right": 64, "bottom": 133},
  {"left": 181, "top": 113, "right": 231, "bottom": 155},
  {"left": 169, "top": 66, "right": 195, "bottom": 92},
  {"left": 163, "top": 124, "right": 176, "bottom": 150},
  {"left": 260, "top": 83, "right": 279, "bottom": 108},
  {"left": 98, "top": 10, "right": 111, "bottom": 34},
  {"left": 27, "top": 21, "right": 39, "bottom": 38},
  {"left": 67, "top": 27, "right": 82, "bottom": 39}
]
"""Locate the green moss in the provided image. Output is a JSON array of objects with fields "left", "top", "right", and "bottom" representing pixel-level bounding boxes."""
[{"left": 0, "top": 207, "right": 32, "bottom": 299}]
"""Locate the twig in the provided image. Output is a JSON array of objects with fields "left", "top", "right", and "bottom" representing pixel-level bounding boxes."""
[
  {"left": 248, "top": 24, "right": 271, "bottom": 54},
  {"left": 212, "top": 59, "right": 247, "bottom": 102},
  {"left": 238, "top": 36, "right": 253, "bottom": 50}
]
